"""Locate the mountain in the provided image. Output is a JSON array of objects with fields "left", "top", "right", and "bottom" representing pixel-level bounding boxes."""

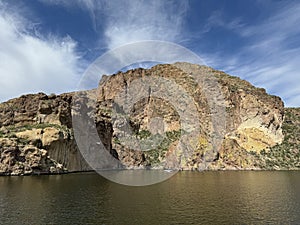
[{"left": 0, "top": 63, "right": 299, "bottom": 175}]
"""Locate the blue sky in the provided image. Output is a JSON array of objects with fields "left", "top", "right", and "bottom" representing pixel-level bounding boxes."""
[{"left": 0, "top": 0, "right": 299, "bottom": 106}]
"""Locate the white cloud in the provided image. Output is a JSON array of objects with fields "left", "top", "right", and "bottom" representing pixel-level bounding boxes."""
[
  {"left": 39, "top": 0, "right": 189, "bottom": 49},
  {"left": 1, "top": 0, "right": 189, "bottom": 102},
  {"left": 102, "top": 0, "right": 189, "bottom": 49},
  {"left": 0, "top": 4, "right": 81, "bottom": 102},
  {"left": 204, "top": 1, "right": 300, "bottom": 107}
]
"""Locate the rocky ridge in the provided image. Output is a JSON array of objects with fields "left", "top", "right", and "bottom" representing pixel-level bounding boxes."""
[{"left": 0, "top": 63, "right": 299, "bottom": 175}]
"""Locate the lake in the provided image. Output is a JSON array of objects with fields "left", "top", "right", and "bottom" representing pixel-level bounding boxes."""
[{"left": 0, "top": 171, "right": 300, "bottom": 224}]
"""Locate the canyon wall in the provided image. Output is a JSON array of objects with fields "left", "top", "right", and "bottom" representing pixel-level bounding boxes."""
[{"left": 0, "top": 63, "right": 299, "bottom": 175}]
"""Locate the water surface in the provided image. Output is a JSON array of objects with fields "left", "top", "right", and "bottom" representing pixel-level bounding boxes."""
[{"left": 0, "top": 171, "right": 300, "bottom": 224}]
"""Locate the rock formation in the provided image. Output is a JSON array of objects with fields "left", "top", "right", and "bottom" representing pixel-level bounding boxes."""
[
  {"left": 0, "top": 93, "right": 90, "bottom": 175},
  {"left": 0, "top": 63, "right": 299, "bottom": 175}
]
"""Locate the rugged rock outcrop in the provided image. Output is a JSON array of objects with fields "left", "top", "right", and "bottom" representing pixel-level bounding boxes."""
[
  {"left": 0, "top": 93, "right": 90, "bottom": 175},
  {"left": 96, "top": 63, "right": 285, "bottom": 170},
  {"left": 0, "top": 62, "right": 299, "bottom": 175}
]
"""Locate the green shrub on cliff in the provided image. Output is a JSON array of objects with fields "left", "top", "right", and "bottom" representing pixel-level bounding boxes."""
[{"left": 259, "top": 108, "right": 300, "bottom": 169}]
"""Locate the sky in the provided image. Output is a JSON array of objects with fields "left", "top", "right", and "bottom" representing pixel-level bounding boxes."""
[{"left": 0, "top": 0, "right": 299, "bottom": 106}]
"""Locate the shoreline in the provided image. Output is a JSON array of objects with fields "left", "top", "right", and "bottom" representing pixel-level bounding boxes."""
[{"left": 1, "top": 167, "right": 300, "bottom": 177}]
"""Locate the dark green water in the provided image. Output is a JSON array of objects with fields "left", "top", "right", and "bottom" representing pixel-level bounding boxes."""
[{"left": 1, "top": 171, "right": 300, "bottom": 225}]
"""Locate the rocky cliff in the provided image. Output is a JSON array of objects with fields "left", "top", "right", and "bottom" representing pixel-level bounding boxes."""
[
  {"left": 0, "top": 63, "right": 299, "bottom": 175},
  {"left": 0, "top": 93, "right": 90, "bottom": 175}
]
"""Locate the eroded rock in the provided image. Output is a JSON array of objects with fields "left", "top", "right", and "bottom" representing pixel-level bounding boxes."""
[{"left": 0, "top": 62, "right": 299, "bottom": 174}]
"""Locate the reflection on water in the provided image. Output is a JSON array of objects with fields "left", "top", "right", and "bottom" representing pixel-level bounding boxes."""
[
  {"left": 99, "top": 169, "right": 177, "bottom": 186},
  {"left": 0, "top": 171, "right": 300, "bottom": 224}
]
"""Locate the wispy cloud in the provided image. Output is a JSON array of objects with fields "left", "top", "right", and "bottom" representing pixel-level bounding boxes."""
[
  {"left": 0, "top": 2, "right": 82, "bottom": 102},
  {"left": 101, "top": 0, "right": 189, "bottom": 49},
  {"left": 37, "top": 0, "right": 100, "bottom": 30},
  {"left": 203, "top": 10, "right": 245, "bottom": 34},
  {"left": 39, "top": 0, "right": 189, "bottom": 49},
  {"left": 203, "top": 1, "right": 300, "bottom": 107}
]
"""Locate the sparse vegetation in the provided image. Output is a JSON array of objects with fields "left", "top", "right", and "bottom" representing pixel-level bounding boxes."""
[
  {"left": 144, "top": 129, "right": 182, "bottom": 166},
  {"left": 136, "top": 129, "right": 152, "bottom": 139},
  {"left": 113, "top": 137, "right": 121, "bottom": 145},
  {"left": 257, "top": 108, "right": 300, "bottom": 169}
]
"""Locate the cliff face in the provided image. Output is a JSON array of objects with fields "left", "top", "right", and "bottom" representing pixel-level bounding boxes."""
[
  {"left": 96, "top": 63, "right": 285, "bottom": 170},
  {"left": 0, "top": 93, "right": 90, "bottom": 175},
  {"left": 0, "top": 62, "right": 298, "bottom": 175}
]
